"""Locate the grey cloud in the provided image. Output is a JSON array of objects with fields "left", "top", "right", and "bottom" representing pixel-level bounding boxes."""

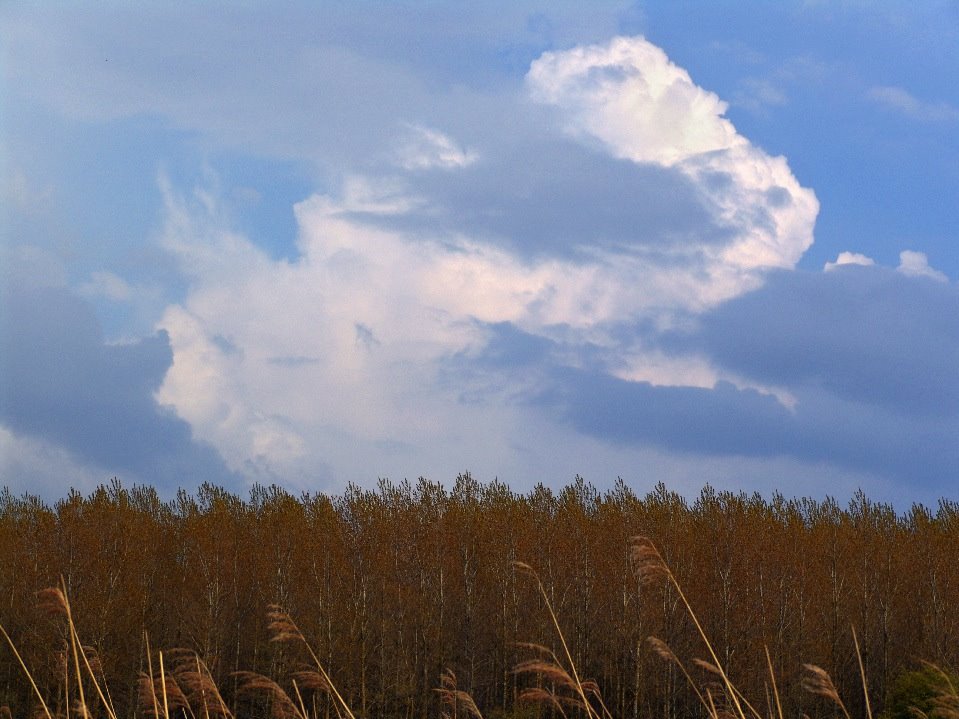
[
  {"left": 542, "top": 365, "right": 959, "bottom": 486},
  {"left": 350, "top": 139, "right": 730, "bottom": 260},
  {"left": 453, "top": 309, "right": 959, "bottom": 488},
  {"left": 2, "top": 3, "right": 626, "bottom": 171},
  {"left": 0, "top": 279, "right": 236, "bottom": 490},
  {"left": 547, "top": 264, "right": 959, "bottom": 484},
  {"left": 682, "top": 266, "right": 959, "bottom": 416},
  {"left": 267, "top": 355, "right": 321, "bottom": 368},
  {"left": 354, "top": 323, "right": 380, "bottom": 350},
  {"left": 475, "top": 321, "right": 555, "bottom": 369}
]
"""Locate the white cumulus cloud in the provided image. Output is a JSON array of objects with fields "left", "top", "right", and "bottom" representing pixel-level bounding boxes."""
[
  {"left": 824, "top": 251, "right": 875, "bottom": 271},
  {"left": 154, "top": 37, "right": 820, "bottom": 488},
  {"left": 527, "top": 37, "right": 819, "bottom": 276},
  {"left": 897, "top": 250, "right": 948, "bottom": 282}
]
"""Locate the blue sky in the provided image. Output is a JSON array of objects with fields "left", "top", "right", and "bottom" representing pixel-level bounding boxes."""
[{"left": 2, "top": 1, "right": 957, "bottom": 506}]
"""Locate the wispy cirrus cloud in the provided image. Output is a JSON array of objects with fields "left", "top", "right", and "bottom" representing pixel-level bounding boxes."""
[{"left": 868, "top": 85, "right": 959, "bottom": 123}]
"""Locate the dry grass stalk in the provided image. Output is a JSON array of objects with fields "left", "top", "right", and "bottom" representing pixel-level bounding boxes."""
[
  {"left": 144, "top": 634, "right": 161, "bottom": 719},
  {"left": 290, "top": 671, "right": 330, "bottom": 694},
  {"left": 764, "top": 645, "right": 784, "bottom": 719},
  {"left": 266, "top": 606, "right": 355, "bottom": 719},
  {"left": 512, "top": 562, "right": 610, "bottom": 719},
  {"left": 646, "top": 637, "right": 710, "bottom": 714},
  {"left": 165, "top": 650, "right": 232, "bottom": 719},
  {"left": 852, "top": 627, "right": 874, "bottom": 719},
  {"left": 46, "top": 579, "right": 119, "bottom": 719},
  {"left": 233, "top": 671, "right": 304, "bottom": 719},
  {"left": 60, "top": 583, "right": 88, "bottom": 719},
  {"left": 517, "top": 687, "right": 567, "bottom": 718},
  {"left": 435, "top": 669, "right": 484, "bottom": 719},
  {"left": 290, "top": 679, "right": 310, "bottom": 719},
  {"left": 159, "top": 651, "right": 171, "bottom": 719},
  {"left": 631, "top": 537, "right": 748, "bottom": 719},
  {"left": 0, "top": 621, "right": 54, "bottom": 719},
  {"left": 2, "top": 580, "right": 124, "bottom": 719},
  {"left": 802, "top": 664, "right": 851, "bottom": 719}
]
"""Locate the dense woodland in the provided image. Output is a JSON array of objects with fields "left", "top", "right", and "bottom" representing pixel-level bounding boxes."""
[{"left": 2, "top": 475, "right": 959, "bottom": 719}]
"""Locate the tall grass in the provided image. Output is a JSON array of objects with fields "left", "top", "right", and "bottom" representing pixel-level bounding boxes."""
[
  {"left": 1, "top": 540, "right": 954, "bottom": 718},
  {"left": 0, "top": 583, "right": 354, "bottom": 719}
]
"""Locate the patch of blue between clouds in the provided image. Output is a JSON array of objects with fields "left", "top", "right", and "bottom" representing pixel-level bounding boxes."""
[{"left": 210, "top": 152, "right": 315, "bottom": 263}]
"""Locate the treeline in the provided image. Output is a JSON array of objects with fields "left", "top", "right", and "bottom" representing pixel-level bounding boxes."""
[{"left": 1, "top": 475, "right": 958, "bottom": 719}]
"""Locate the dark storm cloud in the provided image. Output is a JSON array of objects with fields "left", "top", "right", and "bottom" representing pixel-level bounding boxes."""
[{"left": 0, "top": 279, "right": 236, "bottom": 488}]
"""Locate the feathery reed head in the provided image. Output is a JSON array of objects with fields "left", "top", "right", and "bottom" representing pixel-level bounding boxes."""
[
  {"left": 911, "top": 662, "right": 959, "bottom": 719},
  {"left": 233, "top": 671, "right": 302, "bottom": 719},
  {"left": 511, "top": 561, "right": 537, "bottom": 579},
  {"left": 802, "top": 664, "right": 850, "bottom": 719},
  {"left": 629, "top": 537, "right": 669, "bottom": 585},
  {"left": 72, "top": 700, "right": 92, "bottom": 719},
  {"left": 513, "top": 642, "right": 556, "bottom": 659},
  {"left": 647, "top": 637, "right": 679, "bottom": 665},
  {"left": 290, "top": 671, "right": 330, "bottom": 693},
  {"left": 36, "top": 588, "right": 69, "bottom": 617},
  {"left": 801, "top": 664, "right": 840, "bottom": 704},
  {"left": 435, "top": 670, "right": 484, "bottom": 719},
  {"left": 267, "top": 606, "right": 305, "bottom": 646},
  {"left": 80, "top": 646, "right": 103, "bottom": 676},
  {"left": 136, "top": 673, "right": 160, "bottom": 717},
  {"left": 692, "top": 658, "right": 723, "bottom": 677},
  {"left": 514, "top": 659, "right": 578, "bottom": 692},
  {"left": 518, "top": 688, "right": 568, "bottom": 718},
  {"left": 167, "top": 651, "right": 232, "bottom": 719}
]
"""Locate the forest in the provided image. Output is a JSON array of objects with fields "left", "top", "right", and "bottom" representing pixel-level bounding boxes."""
[{"left": 1, "top": 474, "right": 958, "bottom": 719}]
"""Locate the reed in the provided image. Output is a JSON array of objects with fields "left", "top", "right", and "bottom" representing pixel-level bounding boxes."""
[
  {"left": 0, "top": 588, "right": 356, "bottom": 719},
  {"left": 2, "top": 542, "right": 957, "bottom": 719},
  {"left": 505, "top": 538, "right": 923, "bottom": 719}
]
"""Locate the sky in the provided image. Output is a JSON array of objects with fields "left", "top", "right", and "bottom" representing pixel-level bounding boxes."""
[{"left": 1, "top": 1, "right": 958, "bottom": 507}]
